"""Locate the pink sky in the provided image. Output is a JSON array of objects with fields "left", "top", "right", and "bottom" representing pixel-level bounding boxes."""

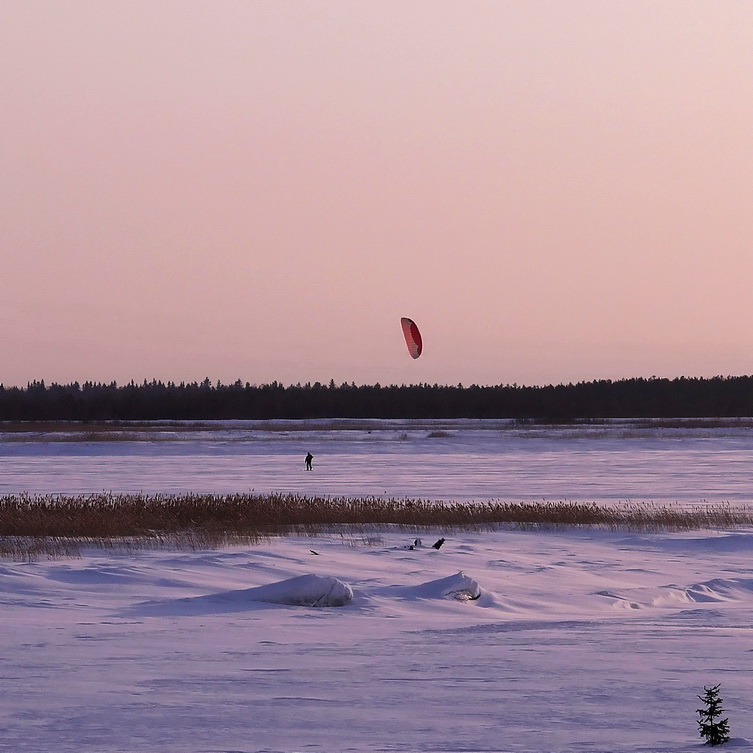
[{"left": 3, "top": 1, "right": 753, "bottom": 388}]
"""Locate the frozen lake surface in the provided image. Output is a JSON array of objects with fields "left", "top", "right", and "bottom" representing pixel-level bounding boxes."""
[
  {"left": 4, "top": 419, "right": 753, "bottom": 752},
  {"left": 2, "top": 418, "right": 753, "bottom": 505}
]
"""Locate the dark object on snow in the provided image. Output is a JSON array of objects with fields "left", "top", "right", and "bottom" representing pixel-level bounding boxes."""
[
  {"left": 310, "top": 550, "right": 320, "bottom": 555},
  {"left": 432, "top": 538, "right": 446, "bottom": 550},
  {"left": 304, "top": 452, "right": 313, "bottom": 471}
]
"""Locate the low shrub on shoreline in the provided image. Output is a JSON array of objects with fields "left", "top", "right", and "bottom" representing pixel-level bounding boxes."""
[{"left": 1, "top": 493, "right": 751, "bottom": 559}]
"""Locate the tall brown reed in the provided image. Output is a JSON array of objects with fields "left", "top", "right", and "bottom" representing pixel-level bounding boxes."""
[{"left": 1, "top": 493, "right": 751, "bottom": 559}]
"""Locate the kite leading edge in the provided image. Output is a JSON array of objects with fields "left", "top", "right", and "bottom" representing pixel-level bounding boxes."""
[{"left": 400, "top": 317, "right": 422, "bottom": 359}]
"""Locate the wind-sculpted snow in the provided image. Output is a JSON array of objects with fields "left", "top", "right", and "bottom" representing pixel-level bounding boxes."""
[
  {"left": 4, "top": 528, "right": 753, "bottom": 752},
  {"left": 597, "top": 577, "right": 753, "bottom": 610},
  {"left": 126, "top": 574, "right": 353, "bottom": 617},
  {"left": 378, "top": 571, "right": 483, "bottom": 602},
  {"left": 242, "top": 573, "right": 353, "bottom": 607}
]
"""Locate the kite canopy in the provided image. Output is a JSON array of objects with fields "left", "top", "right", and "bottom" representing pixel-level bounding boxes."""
[{"left": 400, "top": 317, "right": 422, "bottom": 359}]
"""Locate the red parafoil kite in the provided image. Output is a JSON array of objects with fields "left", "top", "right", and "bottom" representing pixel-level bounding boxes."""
[{"left": 400, "top": 317, "right": 422, "bottom": 359}]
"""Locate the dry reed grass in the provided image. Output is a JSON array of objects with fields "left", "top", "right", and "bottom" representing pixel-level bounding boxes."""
[{"left": 1, "top": 493, "right": 751, "bottom": 560}]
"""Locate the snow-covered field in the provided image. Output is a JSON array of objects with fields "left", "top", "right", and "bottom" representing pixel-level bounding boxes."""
[
  {"left": 3, "top": 527, "right": 753, "bottom": 752},
  {"left": 3, "top": 419, "right": 753, "bottom": 752},
  {"left": 3, "top": 418, "right": 753, "bottom": 505}
]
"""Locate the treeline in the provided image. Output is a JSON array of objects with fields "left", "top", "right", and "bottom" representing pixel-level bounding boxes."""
[{"left": 1, "top": 376, "right": 753, "bottom": 421}]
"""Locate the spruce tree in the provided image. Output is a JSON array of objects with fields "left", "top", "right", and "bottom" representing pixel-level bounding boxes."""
[{"left": 697, "top": 683, "right": 730, "bottom": 746}]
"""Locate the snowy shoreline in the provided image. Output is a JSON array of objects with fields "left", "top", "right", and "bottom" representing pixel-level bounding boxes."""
[{"left": 4, "top": 493, "right": 753, "bottom": 561}]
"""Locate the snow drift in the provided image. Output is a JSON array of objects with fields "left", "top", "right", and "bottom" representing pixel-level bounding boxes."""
[
  {"left": 244, "top": 573, "right": 353, "bottom": 607},
  {"left": 389, "top": 571, "right": 482, "bottom": 602}
]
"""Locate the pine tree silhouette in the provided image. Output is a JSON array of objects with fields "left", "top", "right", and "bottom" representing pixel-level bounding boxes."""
[{"left": 697, "top": 683, "right": 730, "bottom": 746}]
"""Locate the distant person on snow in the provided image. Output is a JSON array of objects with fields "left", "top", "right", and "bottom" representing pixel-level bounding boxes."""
[{"left": 305, "top": 452, "right": 313, "bottom": 471}]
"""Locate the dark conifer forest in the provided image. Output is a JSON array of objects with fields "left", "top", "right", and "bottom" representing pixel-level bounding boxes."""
[{"left": 1, "top": 376, "right": 753, "bottom": 421}]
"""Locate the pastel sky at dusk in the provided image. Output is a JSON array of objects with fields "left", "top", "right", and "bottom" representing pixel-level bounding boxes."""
[{"left": 3, "top": 1, "right": 753, "bottom": 388}]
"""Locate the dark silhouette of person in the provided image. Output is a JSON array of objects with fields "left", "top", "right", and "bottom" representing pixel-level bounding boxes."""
[{"left": 305, "top": 452, "right": 313, "bottom": 471}]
